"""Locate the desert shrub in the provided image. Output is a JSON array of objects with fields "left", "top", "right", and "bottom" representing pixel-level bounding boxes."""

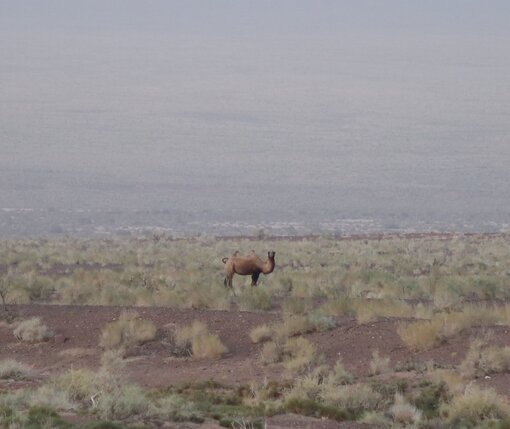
[
  {"left": 173, "top": 321, "right": 228, "bottom": 359},
  {"left": 444, "top": 386, "right": 510, "bottom": 428},
  {"left": 282, "top": 297, "right": 312, "bottom": 315},
  {"left": 369, "top": 349, "right": 391, "bottom": 376},
  {"left": 274, "top": 313, "right": 335, "bottom": 339},
  {"left": 397, "top": 317, "right": 444, "bottom": 351},
  {"left": 286, "top": 360, "right": 353, "bottom": 404},
  {"left": 389, "top": 393, "right": 421, "bottom": 426},
  {"left": 399, "top": 306, "right": 504, "bottom": 351},
  {"left": 249, "top": 324, "right": 273, "bottom": 344},
  {"left": 184, "top": 283, "right": 230, "bottom": 311},
  {"left": 320, "top": 383, "right": 382, "bottom": 415},
  {"left": 327, "top": 359, "right": 354, "bottom": 385},
  {"left": 460, "top": 339, "right": 510, "bottom": 378},
  {"left": 0, "top": 405, "right": 26, "bottom": 428},
  {"left": 282, "top": 337, "right": 319, "bottom": 374},
  {"left": 0, "top": 359, "right": 33, "bottom": 380},
  {"left": 413, "top": 382, "right": 449, "bottom": 419},
  {"left": 26, "top": 406, "right": 71, "bottom": 429},
  {"left": 29, "top": 384, "right": 75, "bottom": 410},
  {"left": 52, "top": 368, "right": 97, "bottom": 402},
  {"left": 96, "top": 384, "right": 149, "bottom": 420},
  {"left": 319, "top": 296, "right": 355, "bottom": 317},
  {"left": 99, "top": 310, "right": 156, "bottom": 350},
  {"left": 358, "top": 411, "right": 391, "bottom": 427},
  {"left": 151, "top": 395, "right": 203, "bottom": 422},
  {"left": 13, "top": 317, "right": 54, "bottom": 342},
  {"left": 260, "top": 340, "right": 284, "bottom": 365},
  {"left": 274, "top": 314, "right": 314, "bottom": 338},
  {"left": 238, "top": 288, "right": 272, "bottom": 312},
  {"left": 307, "top": 313, "right": 336, "bottom": 331},
  {"left": 283, "top": 398, "right": 352, "bottom": 421},
  {"left": 355, "top": 299, "right": 414, "bottom": 324},
  {"left": 23, "top": 272, "right": 55, "bottom": 302}
]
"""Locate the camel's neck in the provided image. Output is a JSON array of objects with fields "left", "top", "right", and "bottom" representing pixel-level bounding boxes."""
[{"left": 262, "top": 258, "right": 275, "bottom": 274}]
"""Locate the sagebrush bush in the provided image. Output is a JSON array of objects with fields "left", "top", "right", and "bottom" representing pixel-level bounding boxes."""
[
  {"left": 13, "top": 317, "right": 53, "bottom": 342},
  {"left": 99, "top": 310, "right": 156, "bottom": 350}
]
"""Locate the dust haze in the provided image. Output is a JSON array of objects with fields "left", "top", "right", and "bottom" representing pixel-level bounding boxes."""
[{"left": 1, "top": 1, "right": 509, "bottom": 236}]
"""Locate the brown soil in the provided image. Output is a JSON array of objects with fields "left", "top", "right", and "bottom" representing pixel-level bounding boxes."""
[{"left": 1, "top": 303, "right": 510, "bottom": 427}]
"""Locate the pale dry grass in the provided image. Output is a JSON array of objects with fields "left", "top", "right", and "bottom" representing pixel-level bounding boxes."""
[
  {"left": 249, "top": 324, "right": 273, "bottom": 344},
  {"left": 398, "top": 305, "right": 504, "bottom": 351},
  {"left": 100, "top": 310, "right": 156, "bottom": 350},
  {"left": 13, "top": 317, "right": 54, "bottom": 342},
  {"left": 369, "top": 349, "right": 391, "bottom": 376},
  {"left": 173, "top": 320, "right": 228, "bottom": 359},
  {"left": 460, "top": 339, "right": 510, "bottom": 378},
  {"left": 389, "top": 393, "right": 422, "bottom": 426},
  {"left": 444, "top": 385, "right": 510, "bottom": 427},
  {"left": 355, "top": 299, "right": 414, "bottom": 324},
  {"left": 0, "top": 359, "right": 33, "bottom": 380}
]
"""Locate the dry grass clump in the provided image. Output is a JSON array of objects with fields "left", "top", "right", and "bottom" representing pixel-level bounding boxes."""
[
  {"left": 238, "top": 287, "right": 272, "bottom": 312},
  {"left": 52, "top": 368, "right": 97, "bottom": 402},
  {"left": 398, "top": 318, "right": 444, "bottom": 351},
  {"left": 184, "top": 283, "right": 230, "bottom": 311},
  {"left": 173, "top": 320, "right": 228, "bottom": 359},
  {"left": 319, "top": 296, "right": 355, "bottom": 317},
  {"left": 460, "top": 339, "right": 510, "bottom": 378},
  {"left": 398, "top": 306, "right": 503, "bottom": 351},
  {"left": 260, "top": 336, "right": 319, "bottom": 374},
  {"left": 443, "top": 386, "right": 510, "bottom": 427},
  {"left": 355, "top": 299, "right": 414, "bottom": 324},
  {"left": 0, "top": 359, "right": 33, "bottom": 380},
  {"left": 320, "top": 383, "right": 382, "bottom": 415},
  {"left": 275, "top": 313, "right": 336, "bottom": 338},
  {"left": 369, "top": 349, "right": 391, "bottom": 376},
  {"left": 389, "top": 393, "right": 422, "bottom": 426},
  {"left": 428, "top": 369, "right": 466, "bottom": 397},
  {"left": 286, "top": 359, "right": 353, "bottom": 402},
  {"left": 99, "top": 310, "right": 156, "bottom": 350},
  {"left": 282, "top": 337, "right": 319, "bottom": 374},
  {"left": 249, "top": 324, "right": 273, "bottom": 344},
  {"left": 282, "top": 297, "right": 313, "bottom": 315},
  {"left": 13, "top": 317, "right": 54, "bottom": 342}
]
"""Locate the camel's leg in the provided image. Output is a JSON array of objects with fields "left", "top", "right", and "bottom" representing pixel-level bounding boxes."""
[
  {"left": 251, "top": 272, "right": 260, "bottom": 286},
  {"left": 225, "top": 274, "right": 234, "bottom": 289}
]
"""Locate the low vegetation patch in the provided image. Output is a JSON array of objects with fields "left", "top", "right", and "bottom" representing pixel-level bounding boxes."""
[
  {"left": 13, "top": 317, "right": 54, "bottom": 342},
  {"left": 0, "top": 359, "right": 33, "bottom": 380},
  {"left": 444, "top": 386, "right": 510, "bottom": 428},
  {"left": 173, "top": 320, "right": 228, "bottom": 359},
  {"left": 99, "top": 310, "right": 156, "bottom": 351}
]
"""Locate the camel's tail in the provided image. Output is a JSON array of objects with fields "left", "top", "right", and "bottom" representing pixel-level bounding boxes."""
[{"left": 222, "top": 257, "right": 228, "bottom": 264}]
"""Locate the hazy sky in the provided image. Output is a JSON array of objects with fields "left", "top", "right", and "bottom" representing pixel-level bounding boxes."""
[{"left": 1, "top": 1, "right": 509, "bottom": 229}]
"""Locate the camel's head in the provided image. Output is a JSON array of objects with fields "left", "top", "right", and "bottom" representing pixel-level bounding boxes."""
[{"left": 268, "top": 251, "right": 275, "bottom": 260}]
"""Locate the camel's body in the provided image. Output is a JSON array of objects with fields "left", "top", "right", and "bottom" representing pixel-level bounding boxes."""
[{"left": 222, "top": 250, "right": 275, "bottom": 288}]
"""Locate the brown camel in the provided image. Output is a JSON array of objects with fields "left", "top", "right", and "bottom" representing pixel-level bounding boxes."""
[{"left": 222, "top": 250, "right": 275, "bottom": 289}]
